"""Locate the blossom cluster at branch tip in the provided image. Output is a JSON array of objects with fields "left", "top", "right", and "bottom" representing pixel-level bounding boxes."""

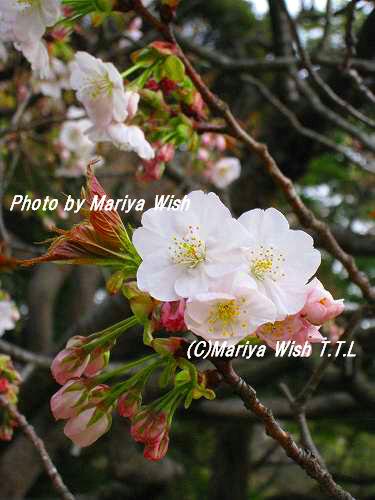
[
  {"left": 0, "top": 355, "right": 21, "bottom": 441},
  {"left": 0, "top": 0, "right": 61, "bottom": 78},
  {"left": 133, "top": 191, "right": 344, "bottom": 348}
]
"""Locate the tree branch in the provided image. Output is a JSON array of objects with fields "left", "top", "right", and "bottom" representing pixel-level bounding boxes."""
[
  {"left": 210, "top": 360, "right": 354, "bottom": 500},
  {"left": 0, "top": 397, "right": 75, "bottom": 500}
]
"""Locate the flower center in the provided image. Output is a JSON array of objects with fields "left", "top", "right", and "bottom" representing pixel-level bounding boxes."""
[
  {"left": 84, "top": 72, "right": 114, "bottom": 99},
  {"left": 16, "top": 0, "right": 37, "bottom": 7},
  {"left": 249, "top": 246, "right": 285, "bottom": 281},
  {"left": 169, "top": 225, "right": 206, "bottom": 269},
  {"left": 257, "top": 317, "right": 294, "bottom": 341},
  {"left": 207, "top": 297, "right": 249, "bottom": 337}
]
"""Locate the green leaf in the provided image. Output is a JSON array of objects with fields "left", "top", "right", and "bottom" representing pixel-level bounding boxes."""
[{"left": 163, "top": 55, "right": 185, "bottom": 82}]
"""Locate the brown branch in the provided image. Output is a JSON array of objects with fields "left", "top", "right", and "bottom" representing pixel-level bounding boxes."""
[
  {"left": 316, "top": 0, "right": 333, "bottom": 53},
  {"left": 296, "top": 310, "right": 362, "bottom": 407},
  {"left": 177, "top": 34, "right": 375, "bottom": 73},
  {"left": 279, "top": 382, "right": 326, "bottom": 468},
  {"left": 0, "top": 339, "right": 52, "bottom": 368},
  {"left": 211, "top": 360, "right": 354, "bottom": 500},
  {"left": 343, "top": 0, "right": 359, "bottom": 69},
  {"left": 0, "top": 397, "right": 75, "bottom": 500},
  {"left": 281, "top": 1, "right": 375, "bottom": 130},
  {"left": 132, "top": 1, "right": 375, "bottom": 305},
  {"left": 242, "top": 73, "right": 375, "bottom": 173},
  {"left": 347, "top": 68, "right": 375, "bottom": 106}
]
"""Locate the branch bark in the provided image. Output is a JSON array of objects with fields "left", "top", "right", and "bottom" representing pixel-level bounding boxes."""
[{"left": 0, "top": 397, "right": 75, "bottom": 500}]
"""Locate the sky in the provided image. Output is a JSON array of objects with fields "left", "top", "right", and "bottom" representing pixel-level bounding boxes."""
[{"left": 250, "top": 0, "right": 340, "bottom": 16}]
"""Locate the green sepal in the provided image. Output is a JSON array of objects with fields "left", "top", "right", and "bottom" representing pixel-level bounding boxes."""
[
  {"left": 143, "top": 320, "right": 154, "bottom": 346},
  {"left": 159, "top": 360, "right": 176, "bottom": 388}
]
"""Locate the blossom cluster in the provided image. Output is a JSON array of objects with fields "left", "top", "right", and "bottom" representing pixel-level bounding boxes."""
[
  {"left": 133, "top": 190, "right": 344, "bottom": 349},
  {"left": 0, "top": 355, "right": 21, "bottom": 441},
  {"left": 21, "top": 170, "right": 345, "bottom": 462},
  {"left": 0, "top": 0, "right": 61, "bottom": 78}
]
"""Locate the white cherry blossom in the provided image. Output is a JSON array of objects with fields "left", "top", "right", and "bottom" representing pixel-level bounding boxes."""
[
  {"left": 133, "top": 190, "right": 249, "bottom": 301},
  {"left": 238, "top": 208, "right": 321, "bottom": 319},
  {"left": 34, "top": 57, "right": 70, "bottom": 98},
  {"left": 0, "top": 290, "right": 20, "bottom": 337},
  {"left": 0, "top": 0, "right": 61, "bottom": 78},
  {"left": 210, "top": 157, "right": 241, "bottom": 189},
  {"left": 70, "top": 52, "right": 154, "bottom": 159},
  {"left": 185, "top": 273, "right": 277, "bottom": 345},
  {"left": 88, "top": 123, "right": 154, "bottom": 160},
  {"left": 70, "top": 51, "right": 128, "bottom": 128},
  {"left": 58, "top": 107, "right": 96, "bottom": 177}
]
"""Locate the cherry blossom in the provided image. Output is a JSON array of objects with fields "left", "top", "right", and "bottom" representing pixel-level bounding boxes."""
[
  {"left": 238, "top": 208, "right": 321, "bottom": 319},
  {"left": 209, "top": 157, "right": 241, "bottom": 189},
  {"left": 0, "top": 291, "right": 19, "bottom": 337},
  {"left": 70, "top": 51, "right": 128, "bottom": 128},
  {"left": 185, "top": 273, "right": 277, "bottom": 345},
  {"left": 133, "top": 190, "right": 249, "bottom": 301},
  {"left": 255, "top": 315, "right": 324, "bottom": 352},
  {"left": 58, "top": 107, "right": 96, "bottom": 176},
  {"left": 33, "top": 57, "right": 70, "bottom": 99},
  {"left": 70, "top": 52, "right": 154, "bottom": 159}
]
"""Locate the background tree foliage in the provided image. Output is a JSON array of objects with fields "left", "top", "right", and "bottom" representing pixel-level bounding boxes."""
[{"left": 1, "top": 0, "right": 375, "bottom": 499}]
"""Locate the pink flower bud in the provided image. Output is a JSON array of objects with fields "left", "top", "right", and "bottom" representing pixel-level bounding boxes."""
[
  {"left": 198, "top": 148, "right": 210, "bottom": 162},
  {"left": 215, "top": 135, "right": 227, "bottom": 151},
  {"left": 124, "top": 91, "right": 140, "bottom": 121},
  {"left": 51, "top": 341, "right": 90, "bottom": 386},
  {"left": 64, "top": 407, "right": 112, "bottom": 448},
  {"left": 157, "top": 143, "right": 175, "bottom": 163},
  {"left": 137, "top": 159, "right": 163, "bottom": 182},
  {"left": 160, "top": 300, "right": 186, "bottom": 332},
  {"left": 118, "top": 389, "right": 142, "bottom": 419},
  {"left": 160, "top": 78, "right": 177, "bottom": 95},
  {"left": 130, "top": 410, "right": 168, "bottom": 444},
  {"left": 143, "top": 431, "right": 169, "bottom": 461},
  {"left": 145, "top": 79, "right": 160, "bottom": 91},
  {"left": 0, "top": 377, "right": 9, "bottom": 394},
  {"left": 301, "top": 278, "right": 344, "bottom": 325},
  {"left": 50, "top": 379, "right": 87, "bottom": 420},
  {"left": 84, "top": 348, "right": 109, "bottom": 378}
]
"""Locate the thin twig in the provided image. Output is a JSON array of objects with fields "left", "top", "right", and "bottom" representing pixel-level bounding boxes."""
[
  {"left": 242, "top": 73, "right": 375, "bottom": 173},
  {"left": 281, "top": 1, "right": 375, "bottom": 130},
  {"left": 0, "top": 396, "right": 75, "bottom": 500}
]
